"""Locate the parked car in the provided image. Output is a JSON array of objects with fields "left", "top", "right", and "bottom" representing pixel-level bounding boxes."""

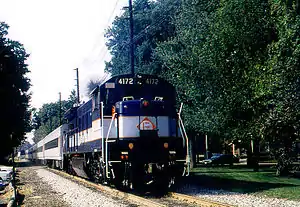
[
  {"left": 200, "top": 154, "right": 239, "bottom": 165},
  {"left": 0, "top": 166, "right": 13, "bottom": 172},
  {"left": 0, "top": 166, "right": 13, "bottom": 185}
]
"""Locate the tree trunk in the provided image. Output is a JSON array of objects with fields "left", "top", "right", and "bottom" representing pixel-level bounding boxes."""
[
  {"left": 252, "top": 139, "right": 260, "bottom": 172},
  {"left": 247, "top": 139, "right": 259, "bottom": 171},
  {"left": 189, "top": 136, "right": 195, "bottom": 168},
  {"left": 276, "top": 147, "right": 292, "bottom": 176},
  {"left": 246, "top": 147, "right": 253, "bottom": 167}
]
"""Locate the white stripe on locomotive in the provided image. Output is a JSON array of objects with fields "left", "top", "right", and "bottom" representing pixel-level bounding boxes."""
[{"left": 118, "top": 116, "right": 171, "bottom": 138}]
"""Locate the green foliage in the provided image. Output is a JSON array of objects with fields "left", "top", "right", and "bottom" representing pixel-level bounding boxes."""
[
  {"left": 32, "top": 90, "right": 76, "bottom": 143},
  {"left": 105, "top": 0, "right": 181, "bottom": 75},
  {"left": 0, "top": 22, "right": 31, "bottom": 157},
  {"left": 157, "top": 0, "right": 300, "bottom": 173},
  {"left": 106, "top": 0, "right": 300, "bottom": 174}
]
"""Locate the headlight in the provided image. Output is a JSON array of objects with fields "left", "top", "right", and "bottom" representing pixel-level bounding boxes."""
[
  {"left": 163, "top": 143, "right": 168, "bottom": 149},
  {"left": 128, "top": 143, "right": 134, "bottom": 150}
]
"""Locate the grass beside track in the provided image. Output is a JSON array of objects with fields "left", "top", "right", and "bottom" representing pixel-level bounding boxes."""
[{"left": 189, "top": 165, "right": 300, "bottom": 200}]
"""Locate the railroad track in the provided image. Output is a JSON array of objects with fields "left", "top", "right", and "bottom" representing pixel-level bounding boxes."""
[{"left": 48, "top": 168, "right": 232, "bottom": 207}]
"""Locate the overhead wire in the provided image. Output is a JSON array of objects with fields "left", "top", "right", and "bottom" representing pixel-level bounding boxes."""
[
  {"left": 79, "top": 0, "right": 122, "bottom": 68},
  {"left": 89, "top": 0, "right": 121, "bottom": 53},
  {"left": 120, "top": 12, "right": 170, "bottom": 50},
  {"left": 87, "top": 1, "right": 170, "bottom": 69},
  {"left": 88, "top": 5, "right": 126, "bottom": 68}
]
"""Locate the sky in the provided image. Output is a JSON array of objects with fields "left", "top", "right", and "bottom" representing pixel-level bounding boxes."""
[
  {"left": 0, "top": 0, "right": 129, "bottom": 143},
  {"left": 0, "top": 0, "right": 128, "bottom": 108}
]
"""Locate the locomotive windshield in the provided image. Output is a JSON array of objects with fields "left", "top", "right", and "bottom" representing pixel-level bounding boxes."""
[
  {"left": 113, "top": 75, "right": 175, "bottom": 103},
  {"left": 97, "top": 74, "right": 176, "bottom": 115},
  {"left": 115, "top": 84, "right": 174, "bottom": 102}
]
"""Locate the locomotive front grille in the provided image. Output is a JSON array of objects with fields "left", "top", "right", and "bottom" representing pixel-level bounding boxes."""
[{"left": 128, "top": 130, "right": 168, "bottom": 163}]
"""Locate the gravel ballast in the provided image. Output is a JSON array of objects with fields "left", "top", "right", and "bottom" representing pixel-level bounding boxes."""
[
  {"left": 17, "top": 166, "right": 70, "bottom": 207},
  {"left": 19, "top": 163, "right": 300, "bottom": 207},
  {"left": 178, "top": 184, "right": 300, "bottom": 207},
  {"left": 35, "top": 168, "right": 129, "bottom": 207}
]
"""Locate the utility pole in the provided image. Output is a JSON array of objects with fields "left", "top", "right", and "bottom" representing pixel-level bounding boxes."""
[
  {"left": 128, "top": 0, "right": 134, "bottom": 75},
  {"left": 74, "top": 68, "right": 80, "bottom": 104},
  {"left": 10, "top": 134, "right": 17, "bottom": 200},
  {"left": 205, "top": 134, "right": 209, "bottom": 159},
  {"left": 59, "top": 92, "right": 62, "bottom": 125}
]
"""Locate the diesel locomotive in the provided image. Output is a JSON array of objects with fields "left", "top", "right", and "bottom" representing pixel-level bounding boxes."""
[{"left": 29, "top": 73, "right": 190, "bottom": 191}]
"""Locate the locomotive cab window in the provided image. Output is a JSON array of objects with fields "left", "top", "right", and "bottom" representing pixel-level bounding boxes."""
[
  {"left": 103, "top": 88, "right": 117, "bottom": 115},
  {"left": 154, "top": 96, "right": 163, "bottom": 101},
  {"left": 91, "top": 92, "right": 99, "bottom": 111},
  {"left": 123, "top": 96, "right": 134, "bottom": 101}
]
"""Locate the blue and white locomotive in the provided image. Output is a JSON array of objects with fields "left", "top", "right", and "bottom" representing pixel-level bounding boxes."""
[{"left": 30, "top": 73, "right": 190, "bottom": 191}]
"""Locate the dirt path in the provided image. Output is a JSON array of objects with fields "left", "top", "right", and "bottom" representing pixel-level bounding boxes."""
[{"left": 16, "top": 164, "right": 70, "bottom": 207}]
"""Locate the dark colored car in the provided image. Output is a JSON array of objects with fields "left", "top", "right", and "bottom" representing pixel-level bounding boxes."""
[{"left": 200, "top": 154, "right": 239, "bottom": 165}]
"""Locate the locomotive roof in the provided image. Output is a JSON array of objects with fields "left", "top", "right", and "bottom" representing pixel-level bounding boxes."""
[{"left": 90, "top": 73, "right": 171, "bottom": 95}]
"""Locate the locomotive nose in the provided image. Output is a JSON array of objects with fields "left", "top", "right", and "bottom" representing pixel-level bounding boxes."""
[{"left": 130, "top": 130, "right": 168, "bottom": 163}]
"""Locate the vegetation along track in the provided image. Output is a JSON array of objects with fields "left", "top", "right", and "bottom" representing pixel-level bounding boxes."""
[{"left": 47, "top": 168, "right": 232, "bottom": 207}]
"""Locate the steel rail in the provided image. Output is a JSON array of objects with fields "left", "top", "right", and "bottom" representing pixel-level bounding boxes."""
[
  {"left": 48, "top": 167, "right": 234, "bottom": 207},
  {"left": 170, "top": 192, "right": 234, "bottom": 207}
]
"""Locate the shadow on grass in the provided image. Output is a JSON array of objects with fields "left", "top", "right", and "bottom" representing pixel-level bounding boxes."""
[
  {"left": 175, "top": 166, "right": 299, "bottom": 194},
  {"left": 192, "top": 166, "right": 276, "bottom": 174}
]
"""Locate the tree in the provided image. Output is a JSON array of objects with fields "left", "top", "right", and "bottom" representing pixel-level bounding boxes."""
[
  {"left": 104, "top": 0, "right": 300, "bottom": 175},
  {"left": 31, "top": 90, "right": 77, "bottom": 143},
  {"left": 105, "top": 0, "right": 181, "bottom": 75},
  {"left": 157, "top": 0, "right": 300, "bottom": 174},
  {"left": 258, "top": 0, "right": 300, "bottom": 175},
  {"left": 0, "top": 22, "right": 31, "bottom": 159}
]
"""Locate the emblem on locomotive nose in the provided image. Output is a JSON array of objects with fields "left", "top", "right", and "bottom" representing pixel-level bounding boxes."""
[{"left": 137, "top": 117, "right": 156, "bottom": 130}]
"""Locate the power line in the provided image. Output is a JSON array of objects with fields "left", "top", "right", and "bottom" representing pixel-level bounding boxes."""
[
  {"left": 120, "top": 13, "right": 169, "bottom": 50},
  {"left": 86, "top": 1, "right": 132, "bottom": 69},
  {"left": 89, "top": 5, "right": 126, "bottom": 66},
  {"left": 89, "top": 0, "right": 121, "bottom": 54},
  {"left": 87, "top": 0, "right": 155, "bottom": 68},
  {"left": 79, "top": 0, "right": 122, "bottom": 68},
  {"left": 82, "top": 0, "right": 170, "bottom": 73}
]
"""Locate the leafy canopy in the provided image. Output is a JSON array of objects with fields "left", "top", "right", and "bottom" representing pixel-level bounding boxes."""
[{"left": 0, "top": 22, "right": 31, "bottom": 157}]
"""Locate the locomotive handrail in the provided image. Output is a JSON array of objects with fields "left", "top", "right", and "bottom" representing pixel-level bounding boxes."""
[
  {"left": 105, "top": 113, "right": 117, "bottom": 179},
  {"left": 178, "top": 103, "right": 190, "bottom": 176},
  {"left": 100, "top": 101, "right": 104, "bottom": 168}
]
